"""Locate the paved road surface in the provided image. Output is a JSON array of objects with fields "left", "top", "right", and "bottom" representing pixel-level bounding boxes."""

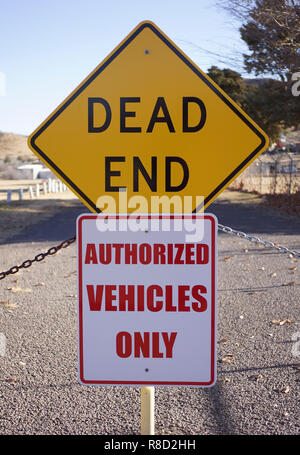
[{"left": 0, "top": 195, "right": 299, "bottom": 435}]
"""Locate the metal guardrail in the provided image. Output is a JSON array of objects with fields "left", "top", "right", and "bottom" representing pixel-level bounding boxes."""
[{"left": 0, "top": 178, "right": 68, "bottom": 203}]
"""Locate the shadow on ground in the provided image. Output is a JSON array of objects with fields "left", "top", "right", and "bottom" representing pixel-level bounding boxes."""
[
  {"left": 1, "top": 199, "right": 85, "bottom": 245},
  {"left": 1, "top": 195, "right": 300, "bottom": 245},
  {"left": 211, "top": 197, "right": 300, "bottom": 236}
]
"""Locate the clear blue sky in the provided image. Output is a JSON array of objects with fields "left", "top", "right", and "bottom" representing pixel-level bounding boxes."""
[{"left": 0, "top": 0, "right": 249, "bottom": 136}]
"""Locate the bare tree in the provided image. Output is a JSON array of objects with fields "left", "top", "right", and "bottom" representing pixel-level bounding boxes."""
[
  {"left": 216, "top": 0, "right": 257, "bottom": 21},
  {"left": 217, "top": 0, "right": 300, "bottom": 80}
]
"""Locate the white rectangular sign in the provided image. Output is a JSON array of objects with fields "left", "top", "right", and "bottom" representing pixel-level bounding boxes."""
[{"left": 77, "top": 214, "right": 217, "bottom": 386}]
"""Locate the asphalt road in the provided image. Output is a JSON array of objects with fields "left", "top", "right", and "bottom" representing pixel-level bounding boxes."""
[{"left": 0, "top": 195, "right": 299, "bottom": 435}]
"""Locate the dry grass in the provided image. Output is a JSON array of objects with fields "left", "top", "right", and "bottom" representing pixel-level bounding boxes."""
[
  {"left": 224, "top": 186, "right": 300, "bottom": 216},
  {"left": 0, "top": 178, "right": 78, "bottom": 244},
  {"left": 0, "top": 132, "right": 33, "bottom": 161},
  {"left": 263, "top": 191, "right": 300, "bottom": 216},
  {"left": 0, "top": 197, "right": 80, "bottom": 243},
  {"left": 0, "top": 188, "right": 246, "bottom": 244},
  {"left": 215, "top": 189, "right": 262, "bottom": 204}
]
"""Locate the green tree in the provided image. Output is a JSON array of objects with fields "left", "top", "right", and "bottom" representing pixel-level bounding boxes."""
[
  {"left": 207, "top": 66, "right": 299, "bottom": 141},
  {"left": 207, "top": 66, "right": 248, "bottom": 107},
  {"left": 244, "top": 80, "right": 287, "bottom": 141},
  {"left": 214, "top": 1, "right": 300, "bottom": 139}
]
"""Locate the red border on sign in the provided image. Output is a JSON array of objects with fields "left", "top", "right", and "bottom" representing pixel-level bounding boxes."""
[{"left": 77, "top": 214, "right": 216, "bottom": 386}]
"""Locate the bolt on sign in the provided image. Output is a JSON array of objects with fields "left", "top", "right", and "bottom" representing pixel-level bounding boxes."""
[
  {"left": 77, "top": 214, "right": 217, "bottom": 386},
  {"left": 27, "top": 21, "right": 268, "bottom": 212}
]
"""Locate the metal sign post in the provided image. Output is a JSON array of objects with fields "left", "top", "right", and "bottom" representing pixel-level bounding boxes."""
[{"left": 141, "top": 386, "right": 155, "bottom": 435}]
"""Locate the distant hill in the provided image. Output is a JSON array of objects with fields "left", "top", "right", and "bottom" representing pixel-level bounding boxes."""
[{"left": 0, "top": 132, "right": 34, "bottom": 161}]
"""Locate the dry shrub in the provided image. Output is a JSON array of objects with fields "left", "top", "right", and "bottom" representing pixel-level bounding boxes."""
[{"left": 264, "top": 191, "right": 300, "bottom": 216}]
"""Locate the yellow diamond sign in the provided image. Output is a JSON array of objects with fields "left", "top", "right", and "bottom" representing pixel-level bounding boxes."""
[{"left": 28, "top": 21, "right": 269, "bottom": 212}]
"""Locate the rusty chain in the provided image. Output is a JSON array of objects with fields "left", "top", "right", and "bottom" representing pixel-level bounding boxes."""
[
  {"left": 0, "top": 222, "right": 299, "bottom": 281},
  {"left": 0, "top": 237, "right": 76, "bottom": 280}
]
